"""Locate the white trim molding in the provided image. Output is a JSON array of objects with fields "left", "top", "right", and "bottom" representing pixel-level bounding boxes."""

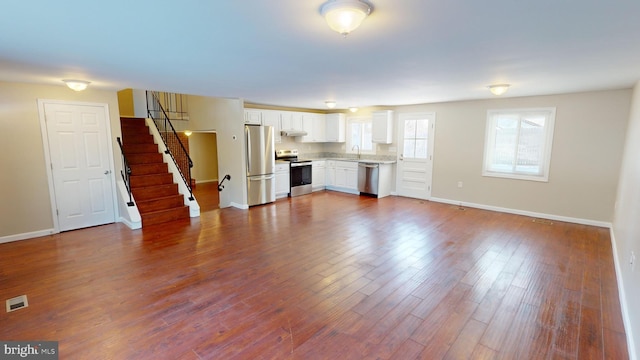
[
  {"left": 609, "top": 229, "right": 637, "bottom": 360},
  {"left": 429, "top": 197, "right": 611, "bottom": 228},
  {"left": 0, "top": 229, "right": 56, "bottom": 244}
]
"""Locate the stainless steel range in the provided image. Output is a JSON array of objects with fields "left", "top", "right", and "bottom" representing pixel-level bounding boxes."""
[{"left": 275, "top": 149, "right": 312, "bottom": 197}]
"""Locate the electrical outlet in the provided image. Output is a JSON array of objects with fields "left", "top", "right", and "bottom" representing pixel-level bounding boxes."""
[{"left": 457, "top": 181, "right": 463, "bottom": 188}]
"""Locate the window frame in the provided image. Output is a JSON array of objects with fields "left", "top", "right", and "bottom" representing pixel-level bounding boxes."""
[
  {"left": 346, "top": 116, "right": 376, "bottom": 155},
  {"left": 482, "top": 107, "right": 556, "bottom": 182}
]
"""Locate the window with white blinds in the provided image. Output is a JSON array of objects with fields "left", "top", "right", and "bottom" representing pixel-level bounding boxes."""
[{"left": 483, "top": 108, "right": 556, "bottom": 182}]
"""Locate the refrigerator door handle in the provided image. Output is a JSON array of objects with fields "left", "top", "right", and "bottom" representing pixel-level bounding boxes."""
[{"left": 245, "top": 126, "right": 251, "bottom": 172}]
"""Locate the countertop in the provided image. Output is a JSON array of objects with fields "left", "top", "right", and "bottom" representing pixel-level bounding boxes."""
[{"left": 303, "top": 158, "right": 396, "bottom": 165}]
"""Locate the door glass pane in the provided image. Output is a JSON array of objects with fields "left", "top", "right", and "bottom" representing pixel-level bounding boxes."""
[
  {"left": 404, "top": 140, "right": 416, "bottom": 158},
  {"left": 416, "top": 120, "right": 429, "bottom": 138},
  {"left": 415, "top": 140, "right": 428, "bottom": 159},
  {"left": 404, "top": 120, "right": 416, "bottom": 138}
]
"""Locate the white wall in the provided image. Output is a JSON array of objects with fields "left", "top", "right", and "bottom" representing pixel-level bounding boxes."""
[
  {"left": 187, "top": 95, "right": 245, "bottom": 208},
  {"left": 612, "top": 81, "right": 640, "bottom": 359},
  {"left": 0, "top": 81, "right": 121, "bottom": 239},
  {"left": 396, "top": 89, "right": 631, "bottom": 223}
]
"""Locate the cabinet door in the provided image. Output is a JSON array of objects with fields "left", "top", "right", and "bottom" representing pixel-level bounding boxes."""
[
  {"left": 312, "top": 161, "right": 326, "bottom": 188},
  {"left": 372, "top": 110, "right": 394, "bottom": 143},
  {"left": 299, "top": 113, "right": 325, "bottom": 142},
  {"left": 262, "top": 110, "right": 281, "bottom": 143},
  {"left": 275, "top": 171, "right": 290, "bottom": 196},
  {"left": 244, "top": 109, "right": 263, "bottom": 124},
  {"left": 326, "top": 161, "right": 335, "bottom": 186},
  {"left": 334, "top": 167, "right": 347, "bottom": 187},
  {"left": 345, "top": 168, "right": 358, "bottom": 190},
  {"left": 326, "top": 113, "right": 345, "bottom": 142},
  {"left": 282, "top": 111, "right": 304, "bottom": 131}
]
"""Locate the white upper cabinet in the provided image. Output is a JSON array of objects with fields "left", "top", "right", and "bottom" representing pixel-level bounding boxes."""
[
  {"left": 262, "top": 110, "right": 281, "bottom": 143},
  {"left": 280, "top": 111, "right": 304, "bottom": 131},
  {"left": 244, "top": 109, "right": 262, "bottom": 125},
  {"left": 325, "top": 113, "right": 345, "bottom": 142},
  {"left": 372, "top": 110, "right": 394, "bottom": 144},
  {"left": 298, "top": 113, "right": 326, "bottom": 142}
]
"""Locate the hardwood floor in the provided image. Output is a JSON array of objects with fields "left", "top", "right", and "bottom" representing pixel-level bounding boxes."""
[
  {"left": 0, "top": 192, "right": 628, "bottom": 359},
  {"left": 193, "top": 181, "right": 220, "bottom": 212}
]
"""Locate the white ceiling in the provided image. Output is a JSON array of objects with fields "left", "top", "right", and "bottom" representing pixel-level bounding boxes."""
[{"left": 1, "top": 1, "right": 640, "bottom": 110}]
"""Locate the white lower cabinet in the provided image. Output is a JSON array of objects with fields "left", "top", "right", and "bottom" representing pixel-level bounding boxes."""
[
  {"left": 312, "top": 160, "right": 325, "bottom": 191},
  {"left": 275, "top": 163, "right": 290, "bottom": 198},
  {"left": 327, "top": 160, "right": 358, "bottom": 194}
]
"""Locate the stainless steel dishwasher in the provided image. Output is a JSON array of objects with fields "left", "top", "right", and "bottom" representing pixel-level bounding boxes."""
[{"left": 358, "top": 162, "right": 379, "bottom": 195}]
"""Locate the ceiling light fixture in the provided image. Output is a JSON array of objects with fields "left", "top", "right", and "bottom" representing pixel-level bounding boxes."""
[
  {"left": 320, "top": 0, "right": 372, "bottom": 37},
  {"left": 184, "top": 130, "right": 193, "bottom": 137},
  {"left": 325, "top": 101, "right": 337, "bottom": 109},
  {"left": 488, "top": 84, "right": 510, "bottom": 96},
  {"left": 349, "top": 107, "right": 359, "bottom": 112},
  {"left": 63, "top": 79, "right": 90, "bottom": 91}
]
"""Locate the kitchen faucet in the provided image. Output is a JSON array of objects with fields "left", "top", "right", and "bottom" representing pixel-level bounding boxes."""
[{"left": 352, "top": 144, "right": 360, "bottom": 160}]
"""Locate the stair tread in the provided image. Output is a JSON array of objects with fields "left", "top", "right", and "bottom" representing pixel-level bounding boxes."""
[{"left": 137, "top": 194, "right": 183, "bottom": 203}]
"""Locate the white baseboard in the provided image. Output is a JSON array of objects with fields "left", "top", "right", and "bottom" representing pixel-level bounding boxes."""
[
  {"left": 119, "top": 217, "right": 141, "bottom": 230},
  {"left": 0, "top": 228, "right": 56, "bottom": 244},
  {"left": 609, "top": 229, "right": 637, "bottom": 360},
  {"left": 230, "top": 202, "right": 249, "bottom": 210},
  {"left": 429, "top": 197, "right": 612, "bottom": 228}
]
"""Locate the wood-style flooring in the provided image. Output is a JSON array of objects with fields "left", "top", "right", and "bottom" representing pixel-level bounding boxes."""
[{"left": 0, "top": 192, "right": 628, "bottom": 359}]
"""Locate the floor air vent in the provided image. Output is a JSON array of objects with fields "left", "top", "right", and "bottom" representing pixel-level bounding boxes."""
[
  {"left": 6, "top": 295, "right": 28, "bottom": 312},
  {"left": 532, "top": 218, "right": 554, "bottom": 225}
]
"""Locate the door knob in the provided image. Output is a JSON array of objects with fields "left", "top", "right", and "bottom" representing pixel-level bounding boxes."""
[{"left": 104, "top": 170, "right": 111, "bottom": 175}]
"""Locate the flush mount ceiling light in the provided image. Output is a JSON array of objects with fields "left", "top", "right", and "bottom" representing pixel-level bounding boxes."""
[
  {"left": 349, "top": 106, "right": 359, "bottom": 112},
  {"left": 325, "top": 101, "right": 337, "bottom": 109},
  {"left": 320, "top": 0, "right": 372, "bottom": 37},
  {"left": 488, "top": 84, "right": 510, "bottom": 96},
  {"left": 63, "top": 79, "right": 90, "bottom": 91},
  {"left": 184, "top": 130, "right": 193, "bottom": 137}
]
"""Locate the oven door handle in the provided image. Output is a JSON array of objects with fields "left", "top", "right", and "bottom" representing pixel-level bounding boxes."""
[{"left": 290, "top": 162, "right": 312, "bottom": 167}]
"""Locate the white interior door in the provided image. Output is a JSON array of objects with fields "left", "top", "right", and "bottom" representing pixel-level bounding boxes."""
[
  {"left": 396, "top": 112, "right": 435, "bottom": 200},
  {"left": 42, "top": 101, "right": 115, "bottom": 231}
]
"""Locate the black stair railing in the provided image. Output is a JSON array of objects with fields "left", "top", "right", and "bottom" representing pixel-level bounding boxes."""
[
  {"left": 218, "top": 174, "right": 231, "bottom": 192},
  {"left": 146, "top": 91, "right": 194, "bottom": 200},
  {"left": 117, "top": 137, "right": 135, "bottom": 206}
]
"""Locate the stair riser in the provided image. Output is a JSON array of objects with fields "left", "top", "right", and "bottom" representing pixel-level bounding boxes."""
[
  {"left": 127, "top": 153, "right": 164, "bottom": 165},
  {"left": 133, "top": 184, "right": 179, "bottom": 200},
  {"left": 141, "top": 206, "right": 190, "bottom": 226},
  {"left": 137, "top": 196, "right": 184, "bottom": 213},
  {"left": 129, "top": 163, "right": 168, "bottom": 175},
  {"left": 123, "top": 144, "right": 159, "bottom": 154},
  {"left": 130, "top": 174, "right": 174, "bottom": 188}
]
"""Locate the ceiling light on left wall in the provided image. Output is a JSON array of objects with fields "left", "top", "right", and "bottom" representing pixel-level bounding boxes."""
[{"left": 63, "top": 79, "right": 90, "bottom": 91}]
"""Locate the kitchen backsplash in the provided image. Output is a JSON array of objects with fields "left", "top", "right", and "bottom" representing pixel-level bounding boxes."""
[{"left": 300, "top": 152, "right": 397, "bottom": 161}]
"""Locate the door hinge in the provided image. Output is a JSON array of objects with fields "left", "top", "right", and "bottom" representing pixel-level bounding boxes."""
[
  {"left": 50, "top": 163, "right": 53, "bottom": 170},
  {"left": 56, "top": 209, "right": 59, "bottom": 215}
]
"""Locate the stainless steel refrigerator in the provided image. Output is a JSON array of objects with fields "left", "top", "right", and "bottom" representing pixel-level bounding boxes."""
[{"left": 245, "top": 125, "right": 276, "bottom": 206}]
